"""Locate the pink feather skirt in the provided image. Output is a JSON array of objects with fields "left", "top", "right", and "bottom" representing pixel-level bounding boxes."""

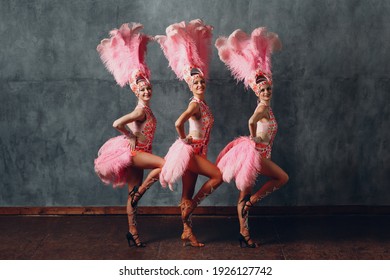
[
  {"left": 216, "top": 136, "right": 262, "bottom": 191},
  {"left": 94, "top": 135, "right": 134, "bottom": 187},
  {"left": 160, "top": 139, "right": 194, "bottom": 191}
]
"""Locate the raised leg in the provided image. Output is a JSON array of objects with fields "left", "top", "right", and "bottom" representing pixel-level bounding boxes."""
[
  {"left": 188, "top": 154, "right": 223, "bottom": 207},
  {"left": 243, "top": 158, "right": 289, "bottom": 214},
  {"left": 179, "top": 155, "right": 223, "bottom": 247},
  {"left": 129, "top": 152, "right": 165, "bottom": 207}
]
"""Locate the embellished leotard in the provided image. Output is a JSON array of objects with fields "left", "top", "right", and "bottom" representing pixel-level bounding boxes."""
[
  {"left": 188, "top": 97, "right": 214, "bottom": 157},
  {"left": 94, "top": 103, "right": 156, "bottom": 187},
  {"left": 127, "top": 103, "right": 157, "bottom": 153},
  {"left": 255, "top": 106, "right": 278, "bottom": 159}
]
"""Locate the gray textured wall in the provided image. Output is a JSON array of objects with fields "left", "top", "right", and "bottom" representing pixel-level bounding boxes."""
[{"left": 1, "top": 0, "right": 389, "bottom": 207}]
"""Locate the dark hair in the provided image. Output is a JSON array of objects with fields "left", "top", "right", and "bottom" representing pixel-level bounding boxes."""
[
  {"left": 136, "top": 76, "right": 147, "bottom": 84},
  {"left": 190, "top": 68, "right": 201, "bottom": 76},
  {"left": 256, "top": 75, "right": 268, "bottom": 84}
]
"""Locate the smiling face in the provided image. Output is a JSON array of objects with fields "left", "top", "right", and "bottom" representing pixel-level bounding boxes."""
[
  {"left": 255, "top": 82, "right": 272, "bottom": 103},
  {"left": 136, "top": 81, "right": 152, "bottom": 102},
  {"left": 190, "top": 75, "right": 206, "bottom": 97}
]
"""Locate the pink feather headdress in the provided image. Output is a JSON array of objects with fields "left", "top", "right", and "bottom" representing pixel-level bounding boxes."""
[
  {"left": 215, "top": 27, "right": 281, "bottom": 93},
  {"left": 155, "top": 19, "right": 213, "bottom": 87},
  {"left": 97, "top": 23, "right": 151, "bottom": 93}
]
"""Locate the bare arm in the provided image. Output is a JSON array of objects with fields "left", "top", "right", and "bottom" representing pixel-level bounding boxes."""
[
  {"left": 174, "top": 102, "right": 199, "bottom": 140},
  {"left": 248, "top": 105, "right": 267, "bottom": 138},
  {"left": 112, "top": 107, "right": 145, "bottom": 136}
]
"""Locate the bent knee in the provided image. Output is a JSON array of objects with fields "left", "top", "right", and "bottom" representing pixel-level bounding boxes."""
[
  {"left": 279, "top": 172, "right": 289, "bottom": 185},
  {"left": 212, "top": 169, "right": 223, "bottom": 185},
  {"left": 158, "top": 157, "right": 166, "bottom": 167}
]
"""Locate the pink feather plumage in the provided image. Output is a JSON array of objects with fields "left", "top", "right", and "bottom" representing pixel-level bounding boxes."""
[
  {"left": 155, "top": 19, "right": 213, "bottom": 80},
  {"left": 215, "top": 27, "right": 281, "bottom": 89},
  {"left": 216, "top": 137, "right": 261, "bottom": 191},
  {"left": 94, "top": 135, "right": 133, "bottom": 187},
  {"left": 97, "top": 23, "right": 151, "bottom": 87},
  {"left": 160, "top": 139, "right": 194, "bottom": 191}
]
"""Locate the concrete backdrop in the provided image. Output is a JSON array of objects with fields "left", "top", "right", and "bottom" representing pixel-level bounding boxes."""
[{"left": 1, "top": 0, "right": 389, "bottom": 207}]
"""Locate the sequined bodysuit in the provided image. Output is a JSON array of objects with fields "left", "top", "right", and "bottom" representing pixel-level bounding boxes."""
[
  {"left": 127, "top": 103, "right": 157, "bottom": 153},
  {"left": 255, "top": 106, "right": 278, "bottom": 159},
  {"left": 188, "top": 97, "right": 214, "bottom": 157}
]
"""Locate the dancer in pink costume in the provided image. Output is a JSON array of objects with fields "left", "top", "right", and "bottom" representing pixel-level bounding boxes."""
[
  {"left": 156, "top": 19, "right": 223, "bottom": 247},
  {"left": 94, "top": 23, "right": 164, "bottom": 248},
  {"left": 215, "top": 27, "right": 289, "bottom": 248}
]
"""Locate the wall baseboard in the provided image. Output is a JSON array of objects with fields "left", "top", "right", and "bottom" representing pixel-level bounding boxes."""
[{"left": 0, "top": 206, "right": 389, "bottom": 216}]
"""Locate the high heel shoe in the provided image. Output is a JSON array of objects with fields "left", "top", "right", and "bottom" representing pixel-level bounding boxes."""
[
  {"left": 181, "top": 230, "right": 205, "bottom": 247},
  {"left": 180, "top": 200, "right": 203, "bottom": 247},
  {"left": 129, "top": 186, "right": 142, "bottom": 208},
  {"left": 238, "top": 233, "right": 258, "bottom": 248},
  {"left": 126, "top": 232, "right": 146, "bottom": 248},
  {"left": 240, "top": 194, "right": 254, "bottom": 218}
]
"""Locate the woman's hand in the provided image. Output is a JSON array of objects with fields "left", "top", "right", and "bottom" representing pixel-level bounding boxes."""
[
  {"left": 128, "top": 135, "right": 136, "bottom": 151},
  {"left": 124, "top": 130, "right": 137, "bottom": 151},
  {"left": 134, "top": 132, "right": 146, "bottom": 143},
  {"left": 180, "top": 135, "right": 193, "bottom": 145},
  {"left": 250, "top": 136, "right": 262, "bottom": 144}
]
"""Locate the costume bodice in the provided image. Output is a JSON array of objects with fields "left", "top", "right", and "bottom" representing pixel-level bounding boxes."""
[
  {"left": 255, "top": 106, "right": 277, "bottom": 159},
  {"left": 188, "top": 97, "right": 214, "bottom": 157},
  {"left": 127, "top": 103, "right": 156, "bottom": 153}
]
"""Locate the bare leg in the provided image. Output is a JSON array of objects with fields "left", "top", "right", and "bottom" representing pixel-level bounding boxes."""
[
  {"left": 181, "top": 155, "right": 223, "bottom": 224},
  {"left": 182, "top": 169, "right": 197, "bottom": 201},
  {"left": 237, "top": 190, "right": 258, "bottom": 248},
  {"left": 180, "top": 170, "right": 197, "bottom": 230},
  {"left": 188, "top": 155, "right": 223, "bottom": 206},
  {"left": 181, "top": 155, "right": 223, "bottom": 221},
  {"left": 126, "top": 167, "right": 144, "bottom": 247},
  {"left": 180, "top": 155, "right": 223, "bottom": 247},
  {"left": 130, "top": 152, "right": 165, "bottom": 206},
  {"left": 180, "top": 170, "right": 203, "bottom": 246},
  {"left": 243, "top": 158, "right": 289, "bottom": 214}
]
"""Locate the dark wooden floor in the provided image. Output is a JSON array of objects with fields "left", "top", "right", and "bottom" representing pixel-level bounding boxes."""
[{"left": 0, "top": 215, "right": 389, "bottom": 260}]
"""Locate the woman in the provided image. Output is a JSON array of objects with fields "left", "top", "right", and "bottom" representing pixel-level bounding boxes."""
[
  {"left": 215, "top": 28, "right": 288, "bottom": 248},
  {"left": 94, "top": 23, "right": 164, "bottom": 248},
  {"left": 156, "top": 20, "right": 223, "bottom": 247}
]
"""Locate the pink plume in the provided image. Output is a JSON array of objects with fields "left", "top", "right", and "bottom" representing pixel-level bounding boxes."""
[
  {"left": 215, "top": 27, "right": 281, "bottom": 88},
  {"left": 160, "top": 139, "right": 194, "bottom": 191},
  {"left": 94, "top": 135, "right": 134, "bottom": 187},
  {"left": 155, "top": 19, "right": 213, "bottom": 80},
  {"left": 97, "top": 23, "right": 151, "bottom": 87},
  {"left": 216, "top": 137, "right": 261, "bottom": 191}
]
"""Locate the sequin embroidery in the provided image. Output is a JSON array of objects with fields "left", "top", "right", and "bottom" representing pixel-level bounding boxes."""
[
  {"left": 128, "top": 104, "right": 156, "bottom": 153},
  {"left": 255, "top": 107, "right": 277, "bottom": 159},
  {"left": 188, "top": 98, "right": 214, "bottom": 157}
]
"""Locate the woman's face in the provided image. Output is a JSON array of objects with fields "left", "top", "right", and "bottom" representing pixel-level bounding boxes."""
[
  {"left": 256, "top": 82, "right": 272, "bottom": 102},
  {"left": 190, "top": 75, "right": 206, "bottom": 96},
  {"left": 137, "top": 82, "right": 152, "bottom": 102},
  {"left": 136, "top": 82, "right": 152, "bottom": 102}
]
